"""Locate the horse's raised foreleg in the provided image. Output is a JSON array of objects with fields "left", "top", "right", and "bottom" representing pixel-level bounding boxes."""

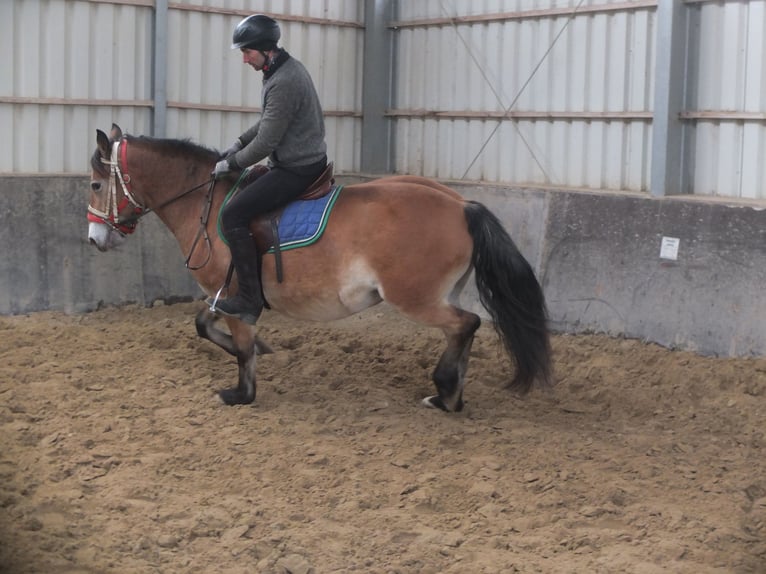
[
  {"left": 195, "top": 308, "right": 273, "bottom": 356},
  {"left": 194, "top": 308, "right": 271, "bottom": 405}
]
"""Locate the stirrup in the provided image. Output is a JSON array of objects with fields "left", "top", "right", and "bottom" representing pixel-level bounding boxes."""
[
  {"left": 207, "top": 284, "right": 227, "bottom": 312},
  {"left": 207, "top": 292, "right": 263, "bottom": 325}
]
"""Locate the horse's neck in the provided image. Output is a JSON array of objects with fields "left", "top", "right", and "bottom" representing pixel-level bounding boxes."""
[{"left": 134, "top": 147, "right": 216, "bottom": 252}]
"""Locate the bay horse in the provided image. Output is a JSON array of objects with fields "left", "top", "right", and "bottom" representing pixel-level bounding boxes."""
[{"left": 86, "top": 124, "right": 552, "bottom": 412}]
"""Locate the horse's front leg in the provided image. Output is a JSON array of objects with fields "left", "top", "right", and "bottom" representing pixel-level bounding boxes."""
[
  {"left": 195, "top": 307, "right": 272, "bottom": 356},
  {"left": 224, "top": 340, "right": 257, "bottom": 405},
  {"left": 194, "top": 308, "right": 270, "bottom": 405}
]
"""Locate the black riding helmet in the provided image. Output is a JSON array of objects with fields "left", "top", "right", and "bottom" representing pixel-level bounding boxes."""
[{"left": 231, "top": 14, "right": 281, "bottom": 51}]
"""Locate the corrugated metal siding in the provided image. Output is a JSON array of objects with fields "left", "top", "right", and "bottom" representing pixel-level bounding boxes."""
[
  {"left": 688, "top": 0, "right": 766, "bottom": 199},
  {"left": 393, "top": 1, "right": 656, "bottom": 191},
  {"left": 166, "top": 2, "right": 363, "bottom": 171},
  {"left": 393, "top": 0, "right": 766, "bottom": 199},
  {"left": 3, "top": 0, "right": 766, "bottom": 200},
  {"left": 0, "top": 0, "right": 154, "bottom": 173},
  {"left": 0, "top": 0, "right": 362, "bottom": 174}
]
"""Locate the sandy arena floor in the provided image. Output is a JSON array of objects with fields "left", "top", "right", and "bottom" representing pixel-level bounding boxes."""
[{"left": 1, "top": 302, "right": 764, "bottom": 573}]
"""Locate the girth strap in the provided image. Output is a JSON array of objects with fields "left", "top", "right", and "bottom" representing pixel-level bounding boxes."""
[{"left": 270, "top": 217, "right": 284, "bottom": 283}]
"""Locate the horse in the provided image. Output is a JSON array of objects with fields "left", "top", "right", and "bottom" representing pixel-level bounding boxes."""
[{"left": 86, "top": 124, "right": 553, "bottom": 412}]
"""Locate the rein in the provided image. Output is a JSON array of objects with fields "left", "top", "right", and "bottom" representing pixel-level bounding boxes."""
[
  {"left": 120, "top": 177, "right": 213, "bottom": 225},
  {"left": 183, "top": 178, "right": 216, "bottom": 270}
]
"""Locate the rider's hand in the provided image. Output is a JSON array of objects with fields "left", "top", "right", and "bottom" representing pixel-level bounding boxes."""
[
  {"left": 221, "top": 139, "right": 243, "bottom": 159},
  {"left": 212, "top": 159, "right": 232, "bottom": 179}
]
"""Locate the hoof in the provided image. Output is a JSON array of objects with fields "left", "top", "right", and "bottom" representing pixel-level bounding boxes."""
[
  {"left": 218, "top": 388, "right": 253, "bottom": 406},
  {"left": 421, "top": 395, "right": 449, "bottom": 411},
  {"left": 421, "top": 395, "right": 464, "bottom": 412}
]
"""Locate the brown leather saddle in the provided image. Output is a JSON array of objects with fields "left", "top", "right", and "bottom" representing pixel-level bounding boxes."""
[{"left": 245, "top": 161, "right": 335, "bottom": 283}]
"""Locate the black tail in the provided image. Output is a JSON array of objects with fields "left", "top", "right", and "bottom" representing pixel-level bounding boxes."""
[{"left": 464, "top": 201, "right": 553, "bottom": 393}]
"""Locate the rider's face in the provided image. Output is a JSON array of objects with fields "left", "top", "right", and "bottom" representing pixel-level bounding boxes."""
[{"left": 241, "top": 48, "right": 266, "bottom": 71}]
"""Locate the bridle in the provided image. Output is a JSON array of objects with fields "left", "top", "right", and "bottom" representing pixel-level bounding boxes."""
[
  {"left": 87, "top": 137, "right": 217, "bottom": 269},
  {"left": 87, "top": 139, "right": 145, "bottom": 236}
]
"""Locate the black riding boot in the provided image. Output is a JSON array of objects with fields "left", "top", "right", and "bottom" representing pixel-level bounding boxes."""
[{"left": 214, "top": 229, "right": 264, "bottom": 325}]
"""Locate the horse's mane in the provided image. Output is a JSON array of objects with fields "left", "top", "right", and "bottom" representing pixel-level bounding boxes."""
[
  {"left": 90, "top": 135, "right": 220, "bottom": 176},
  {"left": 127, "top": 135, "right": 220, "bottom": 162}
]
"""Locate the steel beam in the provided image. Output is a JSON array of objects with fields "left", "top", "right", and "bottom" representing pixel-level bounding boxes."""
[
  {"left": 361, "top": 0, "right": 396, "bottom": 174},
  {"left": 152, "top": 0, "right": 168, "bottom": 138},
  {"left": 650, "top": 0, "right": 688, "bottom": 196}
]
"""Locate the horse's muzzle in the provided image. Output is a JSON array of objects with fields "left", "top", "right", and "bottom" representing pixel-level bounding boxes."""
[
  {"left": 88, "top": 221, "right": 125, "bottom": 252},
  {"left": 89, "top": 237, "right": 108, "bottom": 252}
]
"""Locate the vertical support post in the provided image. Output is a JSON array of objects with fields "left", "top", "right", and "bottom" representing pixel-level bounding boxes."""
[
  {"left": 650, "top": 0, "right": 688, "bottom": 196},
  {"left": 361, "top": 0, "right": 396, "bottom": 174},
  {"left": 152, "top": 0, "right": 168, "bottom": 138}
]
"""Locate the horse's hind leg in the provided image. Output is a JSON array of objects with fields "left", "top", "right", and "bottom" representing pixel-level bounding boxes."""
[
  {"left": 396, "top": 303, "right": 481, "bottom": 412},
  {"left": 427, "top": 308, "right": 481, "bottom": 412},
  {"left": 194, "top": 308, "right": 271, "bottom": 405}
]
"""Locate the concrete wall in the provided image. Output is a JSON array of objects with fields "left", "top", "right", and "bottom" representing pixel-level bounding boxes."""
[
  {"left": 0, "top": 176, "right": 202, "bottom": 315},
  {"left": 452, "top": 183, "right": 766, "bottom": 357},
  {"left": 2, "top": 175, "right": 764, "bottom": 357}
]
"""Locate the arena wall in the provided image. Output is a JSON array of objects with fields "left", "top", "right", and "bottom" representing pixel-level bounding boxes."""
[
  {"left": 2, "top": 174, "right": 763, "bottom": 357},
  {"left": 0, "top": 176, "right": 200, "bottom": 315},
  {"left": 451, "top": 181, "right": 766, "bottom": 358}
]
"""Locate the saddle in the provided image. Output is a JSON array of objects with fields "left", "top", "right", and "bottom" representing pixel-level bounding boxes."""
[
  {"left": 246, "top": 161, "right": 335, "bottom": 256},
  {"left": 218, "top": 162, "right": 337, "bottom": 289},
  {"left": 239, "top": 161, "right": 335, "bottom": 204}
]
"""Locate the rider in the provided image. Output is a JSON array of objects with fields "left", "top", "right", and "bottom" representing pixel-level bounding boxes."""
[{"left": 212, "top": 14, "right": 328, "bottom": 324}]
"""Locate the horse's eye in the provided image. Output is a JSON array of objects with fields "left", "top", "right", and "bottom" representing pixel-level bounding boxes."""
[{"left": 91, "top": 182, "right": 102, "bottom": 193}]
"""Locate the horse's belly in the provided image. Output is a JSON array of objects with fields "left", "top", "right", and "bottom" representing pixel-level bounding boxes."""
[{"left": 263, "top": 256, "right": 381, "bottom": 321}]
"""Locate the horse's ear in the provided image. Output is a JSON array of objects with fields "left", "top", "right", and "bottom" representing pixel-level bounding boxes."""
[
  {"left": 96, "top": 129, "right": 110, "bottom": 157},
  {"left": 110, "top": 124, "right": 123, "bottom": 141}
]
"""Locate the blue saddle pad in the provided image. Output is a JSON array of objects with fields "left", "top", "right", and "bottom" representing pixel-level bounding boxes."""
[{"left": 268, "top": 185, "right": 342, "bottom": 252}]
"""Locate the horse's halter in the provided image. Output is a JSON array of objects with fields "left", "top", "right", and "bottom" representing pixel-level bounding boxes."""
[{"left": 87, "top": 139, "right": 145, "bottom": 236}]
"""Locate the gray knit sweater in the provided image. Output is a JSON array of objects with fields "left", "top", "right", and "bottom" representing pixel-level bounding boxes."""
[{"left": 232, "top": 53, "right": 327, "bottom": 169}]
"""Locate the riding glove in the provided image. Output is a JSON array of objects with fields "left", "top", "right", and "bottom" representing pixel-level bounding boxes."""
[
  {"left": 212, "top": 159, "right": 232, "bottom": 179},
  {"left": 221, "top": 139, "right": 243, "bottom": 159}
]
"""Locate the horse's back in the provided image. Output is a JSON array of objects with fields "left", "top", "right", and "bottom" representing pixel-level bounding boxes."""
[
  {"left": 331, "top": 178, "right": 470, "bottom": 251},
  {"left": 341, "top": 176, "right": 467, "bottom": 214},
  {"left": 361, "top": 175, "right": 465, "bottom": 200}
]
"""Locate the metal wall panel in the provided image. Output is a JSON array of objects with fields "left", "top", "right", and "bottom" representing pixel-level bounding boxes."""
[
  {"left": 0, "top": 0, "right": 153, "bottom": 173},
  {"left": 165, "top": 1, "right": 363, "bottom": 172},
  {"left": 393, "top": 1, "right": 656, "bottom": 191},
  {"left": 393, "top": 0, "right": 766, "bottom": 199},
  {"left": 167, "top": 1, "right": 364, "bottom": 171},
  {"left": 688, "top": 0, "right": 766, "bottom": 199},
  {"left": 4, "top": 0, "right": 766, "bottom": 200},
  {"left": 1, "top": 0, "right": 362, "bottom": 174}
]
